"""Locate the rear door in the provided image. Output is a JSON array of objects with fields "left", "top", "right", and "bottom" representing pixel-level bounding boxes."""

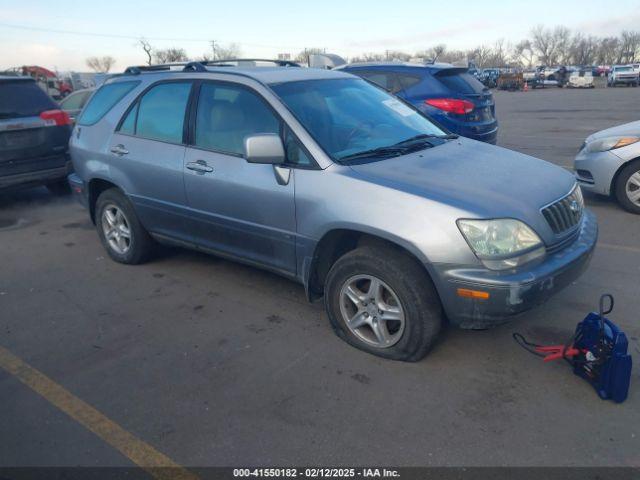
[
  {"left": 0, "top": 78, "right": 70, "bottom": 177},
  {"left": 183, "top": 80, "right": 297, "bottom": 274},
  {"left": 108, "top": 81, "right": 193, "bottom": 242}
]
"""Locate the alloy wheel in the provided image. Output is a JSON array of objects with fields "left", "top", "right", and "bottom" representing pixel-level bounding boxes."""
[
  {"left": 101, "top": 204, "right": 132, "bottom": 255},
  {"left": 339, "top": 274, "right": 405, "bottom": 348},
  {"left": 625, "top": 171, "right": 640, "bottom": 207}
]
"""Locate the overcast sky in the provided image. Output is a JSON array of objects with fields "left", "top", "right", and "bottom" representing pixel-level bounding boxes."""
[{"left": 1, "top": 0, "right": 639, "bottom": 72}]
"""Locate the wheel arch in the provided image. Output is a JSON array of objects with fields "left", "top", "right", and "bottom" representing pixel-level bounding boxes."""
[
  {"left": 304, "top": 227, "right": 435, "bottom": 302},
  {"left": 87, "top": 177, "right": 123, "bottom": 223},
  {"left": 610, "top": 156, "right": 640, "bottom": 198}
]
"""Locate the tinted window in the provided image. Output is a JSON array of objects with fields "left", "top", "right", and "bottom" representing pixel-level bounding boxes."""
[
  {"left": 284, "top": 128, "right": 313, "bottom": 167},
  {"left": 435, "top": 71, "right": 485, "bottom": 94},
  {"left": 396, "top": 73, "right": 422, "bottom": 91},
  {"left": 272, "top": 78, "right": 445, "bottom": 160},
  {"left": 135, "top": 82, "right": 191, "bottom": 143},
  {"left": 78, "top": 81, "right": 139, "bottom": 126},
  {"left": 60, "top": 90, "right": 90, "bottom": 110},
  {"left": 0, "top": 80, "right": 56, "bottom": 118},
  {"left": 359, "top": 72, "right": 397, "bottom": 92},
  {"left": 194, "top": 83, "right": 279, "bottom": 155},
  {"left": 119, "top": 103, "right": 138, "bottom": 135}
]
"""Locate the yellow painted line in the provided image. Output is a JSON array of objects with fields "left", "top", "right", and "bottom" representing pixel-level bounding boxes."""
[
  {"left": 0, "top": 346, "right": 199, "bottom": 480},
  {"left": 598, "top": 242, "right": 640, "bottom": 254}
]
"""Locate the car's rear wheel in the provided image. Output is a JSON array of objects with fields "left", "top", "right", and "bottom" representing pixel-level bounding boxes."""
[
  {"left": 615, "top": 160, "right": 640, "bottom": 214},
  {"left": 324, "top": 245, "right": 443, "bottom": 361},
  {"left": 95, "top": 188, "right": 154, "bottom": 264}
]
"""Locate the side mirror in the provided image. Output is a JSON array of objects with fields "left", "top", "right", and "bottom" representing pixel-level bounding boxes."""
[{"left": 244, "top": 133, "right": 285, "bottom": 164}]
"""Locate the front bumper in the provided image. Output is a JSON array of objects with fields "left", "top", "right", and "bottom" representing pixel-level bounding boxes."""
[
  {"left": 432, "top": 210, "right": 598, "bottom": 328},
  {"left": 574, "top": 149, "right": 627, "bottom": 195}
]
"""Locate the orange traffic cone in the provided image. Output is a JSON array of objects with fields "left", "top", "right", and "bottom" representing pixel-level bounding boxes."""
[{"left": 524, "top": 81, "right": 529, "bottom": 92}]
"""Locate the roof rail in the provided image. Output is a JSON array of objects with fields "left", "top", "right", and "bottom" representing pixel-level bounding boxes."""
[
  {"left": 122, "top": 58, "right": 301, "bottom": 76},
  {"left": 123, "top": 62, "right": 194, "bottom": 74},
  {"left": 201, "top": 58, "right": 301, "bottom": 67}
]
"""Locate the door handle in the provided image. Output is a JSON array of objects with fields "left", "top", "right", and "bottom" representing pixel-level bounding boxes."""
[
  {"left": 110, "top": 144, "right": 129, "bottom": 156},
  {"left": 186, "top": 160, "right": 214, "bottom": 174}
]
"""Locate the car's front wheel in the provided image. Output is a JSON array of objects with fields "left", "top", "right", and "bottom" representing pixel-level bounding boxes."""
[
  {"left": 95, "top": 188, "right": 154, "bottom": 264},
  {"left": 615, "top": 160, "right": 640, "bottom": 214},
  {"left": 324, "top": 245, "right": 443, "bottom": 361}
]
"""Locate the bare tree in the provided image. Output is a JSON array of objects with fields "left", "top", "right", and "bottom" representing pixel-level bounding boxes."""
[
  {"left": 85, "top": 56, "right": 116, "bottom": 73},
  {"left": 349, "top": 52, "right": 386, "bottom": 62},
  {"left": 513, "top": 40, "right": 535, "bottom": 67},
  {"left": 617, "top": 30, "right": 640, "bottom": 63},
  {"left": 153, "top": 48, "right": 189, "bottom": 64},
  {"left": 139, "top": 38, "right": 153, "bottom": 66},
  {"left": 209, "top": 41, "right": 242, "bottom": 60},
  {"left": 570, "top": 34, "right": 598, "bottom": 65}
]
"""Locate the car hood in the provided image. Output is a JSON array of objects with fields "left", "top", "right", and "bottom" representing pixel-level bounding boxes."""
[
  {"left": 586, "top": 120, "right": 640, "bottom": 142},
  {"left": 346, "top": 138, "right": 576, "bottom": 242}
]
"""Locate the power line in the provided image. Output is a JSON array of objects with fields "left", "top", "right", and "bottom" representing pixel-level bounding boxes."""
[{"left": 0, "top": 22, "right": 307, "bottom": 51}]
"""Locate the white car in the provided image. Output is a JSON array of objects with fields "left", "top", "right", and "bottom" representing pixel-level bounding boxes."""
[
  {"left": 607, "top": 65, "right": 639, "bottom": 87},
  {"left": 575, "top": 121, "right": 640, "bottom": 213},
  {"left": 568, "top": 70, "right": 594, "bottom": 88}
]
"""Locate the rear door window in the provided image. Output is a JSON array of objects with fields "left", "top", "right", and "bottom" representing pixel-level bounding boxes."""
[
  {"left": 78, "top": 81, "right": 139, "bottom": 126},
  {"left": 395, "top": 73, "right": 422, "bottom": 91},
  {"left": 132, "top": 82, "right": 192, "bottom": 144},
  {"left": 357, "top": 71, "right": 402, "bottom": 93},
  {"left": 0, "top": 80, "right": 57, "bottom": 118},
  {"left": 435, "top": 71, "right": 485, "bottom": 94}
]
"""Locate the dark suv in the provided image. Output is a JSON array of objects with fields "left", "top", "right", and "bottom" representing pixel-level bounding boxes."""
[
  {"left": 0, "top": 76, "right": 73, "bottom": 193},
  {"left": 338, "top": 63, "right": 498, "bottom": 144}
]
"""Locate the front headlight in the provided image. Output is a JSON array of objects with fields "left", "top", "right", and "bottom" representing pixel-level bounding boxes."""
[
  {"left": 457, "top": 218, "right": 545, "bottom": 270},
  {"left": 584, "top": 136, "right": 639, "bottom": 153}
]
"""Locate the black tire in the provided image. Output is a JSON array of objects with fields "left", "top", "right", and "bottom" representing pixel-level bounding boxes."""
[
  {"left": 614, "top": 160, "right": 640, "bottom": 215},
  {"left": 95, "top": 188, "right": 154, "bottom": 264},
  {"left": 46, "top": 179, "right": 70, "bottom": 195},
  {"left": 324, "top": 245, "right": 443, "bottom": 362}
]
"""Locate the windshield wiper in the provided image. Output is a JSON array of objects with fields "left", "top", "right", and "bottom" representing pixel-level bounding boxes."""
[
  {"left": 392, "top": 133, "right": 458, "bottom": 146},
  {"left": 338, "top": 146, "right": 408, "bottom": 162},
  {"left": 338, "top": 134, "right": 458, "bottom": 163}
]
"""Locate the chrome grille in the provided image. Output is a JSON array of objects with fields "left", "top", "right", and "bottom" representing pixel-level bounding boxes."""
[{"left": 542, "top": 186, "right": 584, "bottom": 234}]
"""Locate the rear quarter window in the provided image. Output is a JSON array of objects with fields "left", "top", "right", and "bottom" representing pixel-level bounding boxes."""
[
  {"left": 77, "top": 81, "right": 139, "bottom": 126},
  {"left": 0, "top": 80, "right": 57, "bottom": 118},
  {"left": 435, "top": 71, "right": 485, "bottom": 94}
]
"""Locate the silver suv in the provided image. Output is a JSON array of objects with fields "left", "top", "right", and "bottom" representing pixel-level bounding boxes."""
[{"left": 68, "top": 61, "right": 597, "bottom": 361}]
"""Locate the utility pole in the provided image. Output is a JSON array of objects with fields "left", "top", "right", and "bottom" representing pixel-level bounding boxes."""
[{"left": 210, "top": 40, "right": 217, "bottom": 60}]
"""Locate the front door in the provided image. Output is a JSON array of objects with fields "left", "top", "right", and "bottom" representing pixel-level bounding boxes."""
[{"left": 184, "top": 81, "right": 297, "bottom": 275}]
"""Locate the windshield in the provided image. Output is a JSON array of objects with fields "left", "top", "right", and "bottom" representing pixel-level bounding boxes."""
[
  {"left": 616, "top": 67, "right": 632, "bottom": 72},
  {"left": 271, "top": 78, "right": 446, "bottom": 161}
]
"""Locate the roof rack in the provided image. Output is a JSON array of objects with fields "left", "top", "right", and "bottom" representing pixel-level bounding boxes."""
[
  {"left": 201, "top": 58, "right": 301, "bottom": 67},
  {"left": 123, "top": 59, "right": 301, "bottom": 75}
]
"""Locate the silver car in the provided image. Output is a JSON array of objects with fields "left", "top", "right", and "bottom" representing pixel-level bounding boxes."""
[
  {"left": 575, "top": 121, "right": 640, "bottom": 213},
  {"left": 68, "top": 62, "right": 597, "bottom": 361}
]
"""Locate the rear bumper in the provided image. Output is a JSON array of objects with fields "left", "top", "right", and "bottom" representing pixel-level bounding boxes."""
[
  {"left": 0, "top": 155, "right": 71, "bottom": 190},
  {"left": 432, "top": 210, "right": 598, "bottom": 328},
  {"left": 67, "top": 173, "right": 89, "bottom": 208}
]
